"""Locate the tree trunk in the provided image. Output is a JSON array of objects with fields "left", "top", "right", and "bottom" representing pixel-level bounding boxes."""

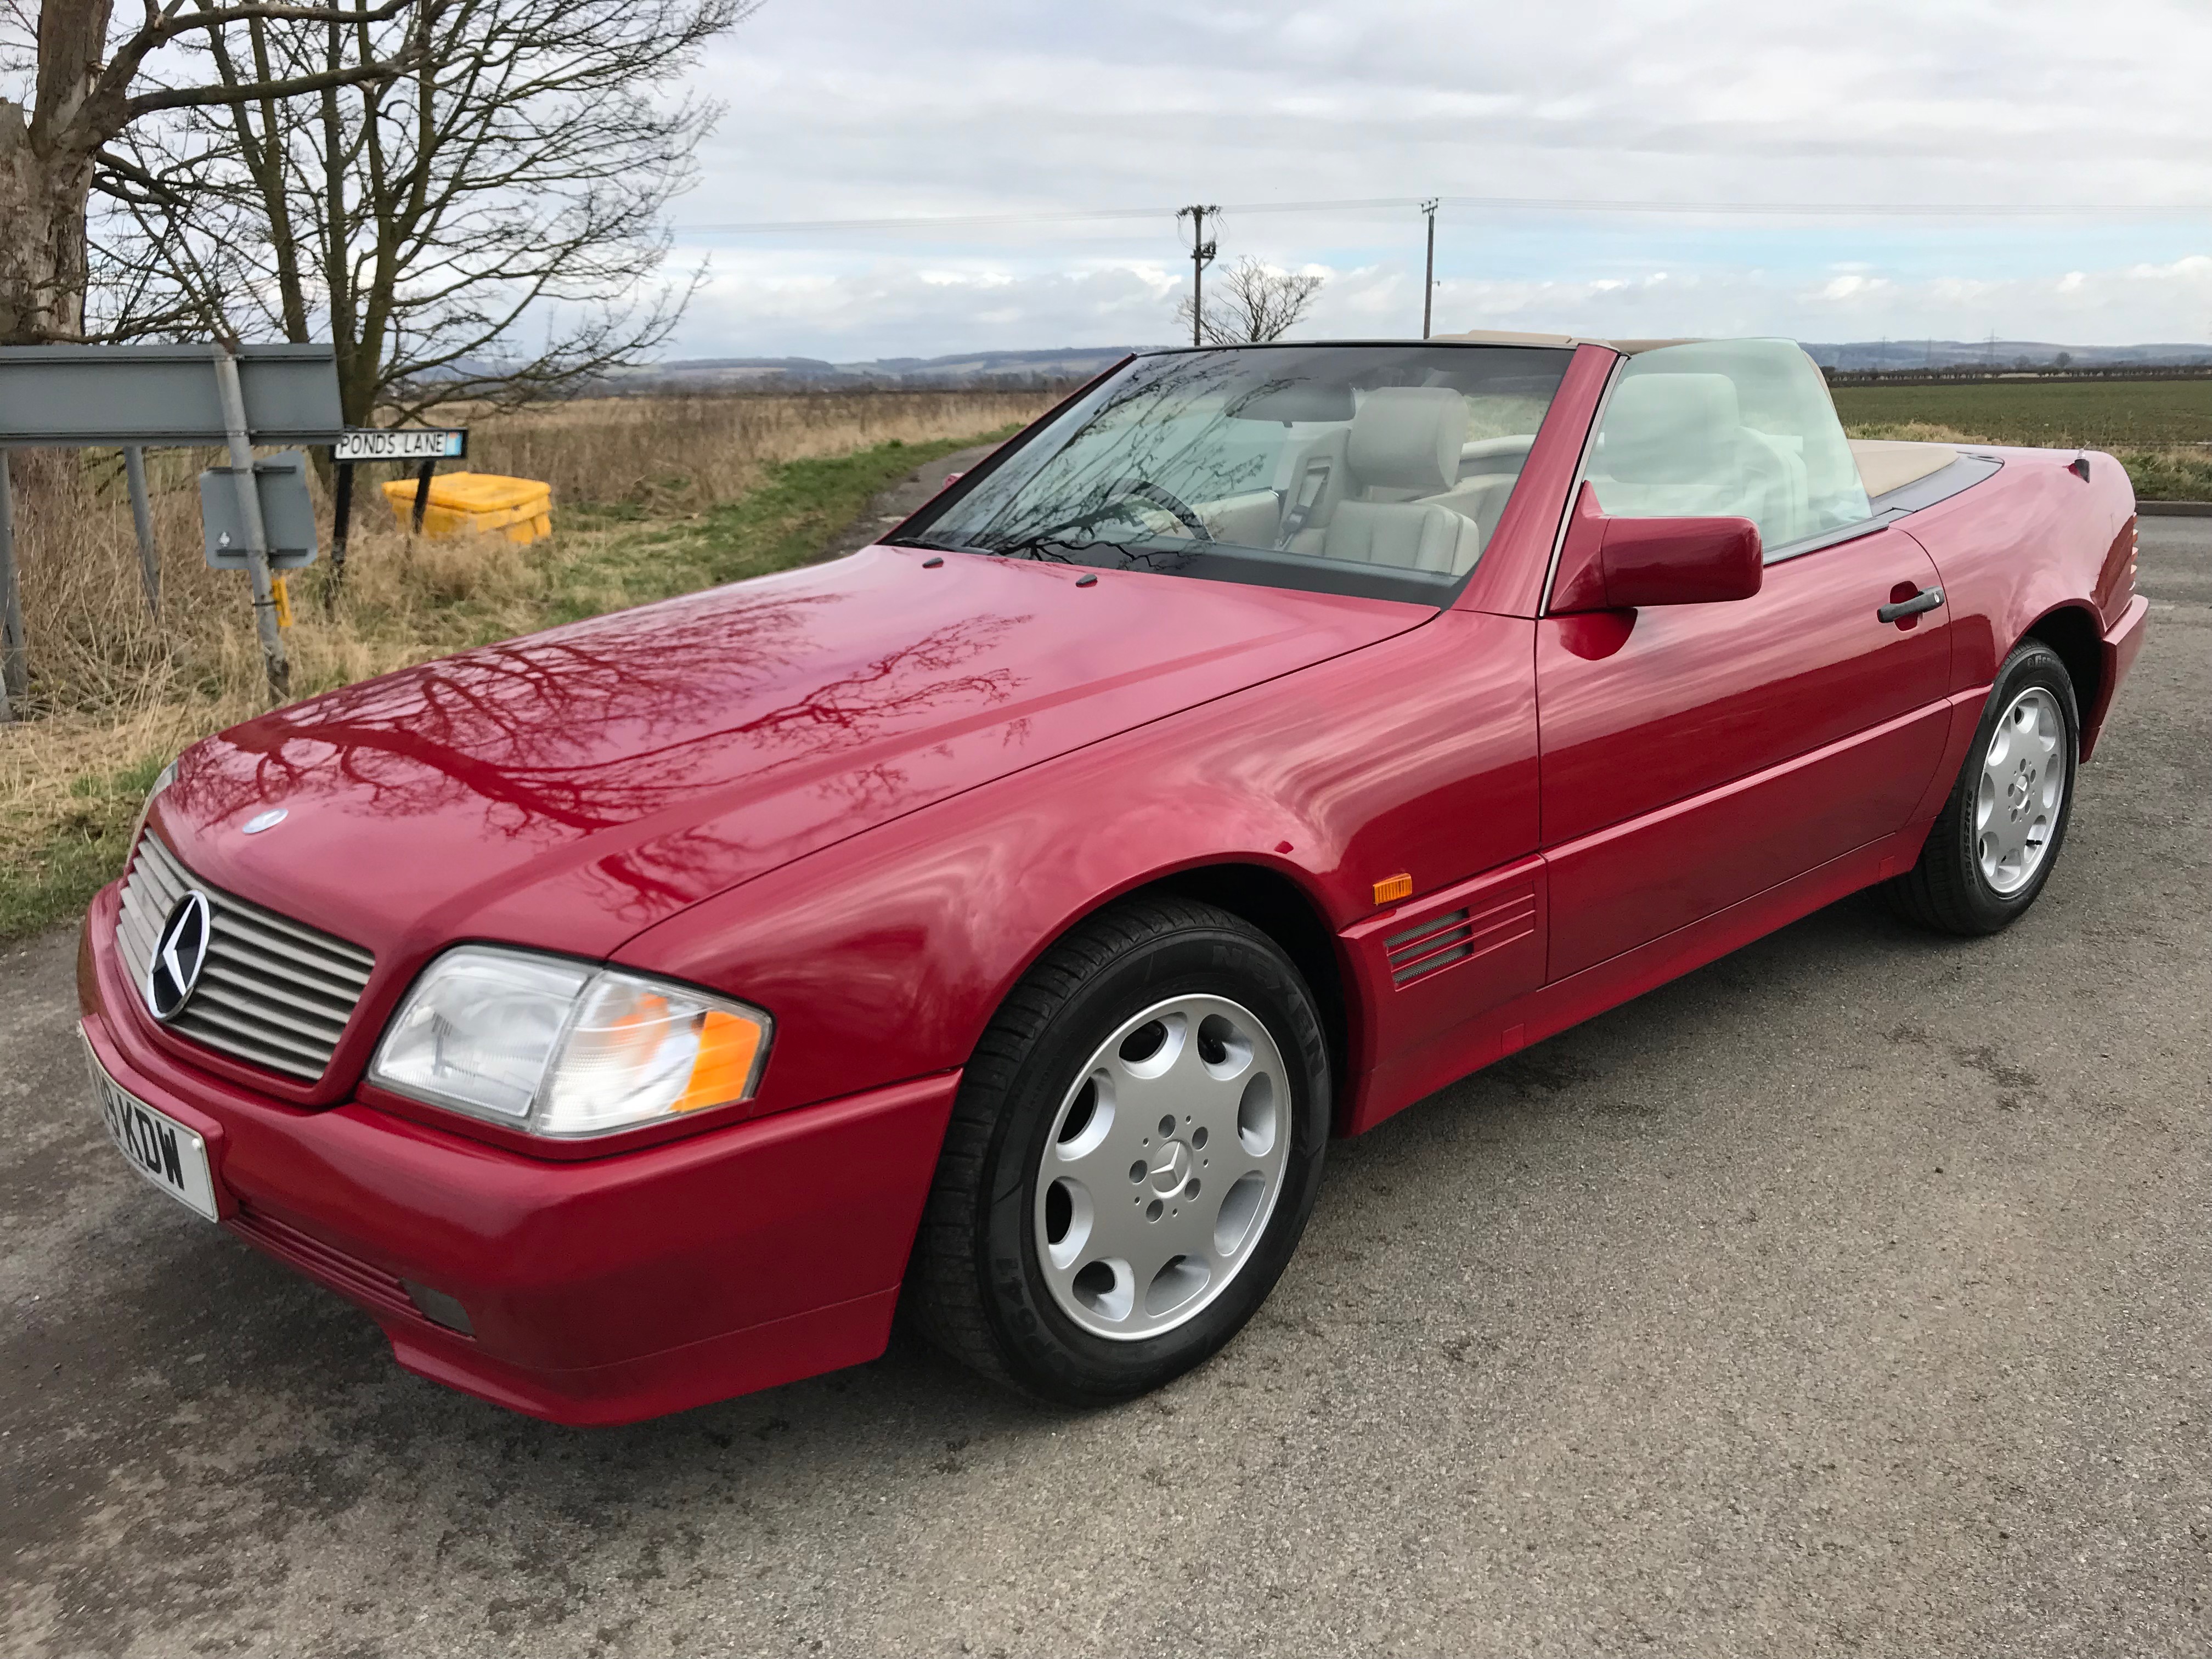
[
  {"left": 0, "top": 98, "right": 95, "bottom": 345},
  {"left": 3, "top": 0, "right": 125, "bottom": 344}
]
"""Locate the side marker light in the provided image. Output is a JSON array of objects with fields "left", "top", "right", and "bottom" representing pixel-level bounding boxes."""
[{"left": 1373, "top": 873, "right": 1413, "bottom": 906}]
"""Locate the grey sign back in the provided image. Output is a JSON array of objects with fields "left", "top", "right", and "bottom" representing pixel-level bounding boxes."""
[{"left": 0, "top": 344, "right": 344, "bottom": 445}]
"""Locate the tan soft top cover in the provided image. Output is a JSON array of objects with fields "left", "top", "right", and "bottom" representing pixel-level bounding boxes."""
[
  {"left": 1431, "top": 329, "right": 1696, "bottom": 354},
  {"left": 1847, "top": 440, "right": 1959, "bottom": 498}
]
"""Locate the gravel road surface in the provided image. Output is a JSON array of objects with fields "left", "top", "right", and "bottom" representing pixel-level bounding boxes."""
[{"left": 4, "top": 494, "right": 2206, "bottom": 1658}]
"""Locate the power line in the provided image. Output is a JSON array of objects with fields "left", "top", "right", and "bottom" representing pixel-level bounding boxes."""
[{"left": 673, "top": 193, "right": 2212, "bottom": 235}]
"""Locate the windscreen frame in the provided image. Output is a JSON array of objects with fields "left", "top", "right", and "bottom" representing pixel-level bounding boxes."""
[{"left": 890, "top": 341, "right": 1580, "bottom": 610}]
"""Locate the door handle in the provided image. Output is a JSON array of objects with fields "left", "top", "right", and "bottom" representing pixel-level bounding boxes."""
[{"left": 1877, "top": 585, "right": 1945, "bottom": 624}]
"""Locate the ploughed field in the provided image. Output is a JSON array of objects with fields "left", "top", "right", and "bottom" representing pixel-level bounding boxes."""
[
  {"left": 1830, "top": 376, "right": 2212, "bottom": 447},
  {"left": 1831, "top": 376, "right": 2212, "bottom": 499}
]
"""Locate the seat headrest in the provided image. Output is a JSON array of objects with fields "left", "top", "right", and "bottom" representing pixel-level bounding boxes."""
[
  {"left": 1347, "top": 387, "right": 1468, "bottom": 495},
  {"left": 1600, "top": 373, "right": 1740, "bottom": 484}
]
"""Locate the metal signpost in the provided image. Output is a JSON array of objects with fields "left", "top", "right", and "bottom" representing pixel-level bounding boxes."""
[
  {"left": 210, "top": 346, "right": 291, "bottom": 693},
  {"left": 123, "top": 447, "right": 160, "bottom": 616},
  {"left": 0, "top": 343, "right": 343, "bottom": 714},
  {"left": 0, "top": 464, "right": 19, "bottom": 724}
]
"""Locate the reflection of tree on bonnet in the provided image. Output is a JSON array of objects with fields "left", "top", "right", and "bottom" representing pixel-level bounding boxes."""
[{"left": 170, "top": 583, "right": 1026, "bottom": 916}]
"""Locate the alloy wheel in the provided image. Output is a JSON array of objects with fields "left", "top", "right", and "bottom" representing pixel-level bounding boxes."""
[
  {"left": 1033, "top": 994, "right": 1292, "bottom": 1341},
  {"left": 1975, "top": 685, "right": 2067, "bottom": 895}
]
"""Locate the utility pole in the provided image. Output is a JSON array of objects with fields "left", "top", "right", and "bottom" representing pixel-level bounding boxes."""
[
  {"left": 1177, "top": 205, "right": 1219, "bottom": 347},
  {"left": 1421, "top": 199, "right": 1440, "bottom": 338}
]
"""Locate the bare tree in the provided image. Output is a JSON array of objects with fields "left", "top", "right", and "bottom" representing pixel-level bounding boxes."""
[
  {"left": 97, "top": 0, "right": 749, "bottom": 425},
  {"left": 1174, "top": 256, "right": 1323, "bottom": 347},
  {"left": 0, "top": 0, "right": 418, "bottom": 344}
]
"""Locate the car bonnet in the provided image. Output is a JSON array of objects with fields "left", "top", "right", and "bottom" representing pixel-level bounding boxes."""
[{"left": 150, "top": 545, "right": 1426, "bottom": 963}]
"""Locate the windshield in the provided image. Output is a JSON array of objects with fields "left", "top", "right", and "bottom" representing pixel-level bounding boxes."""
[{"left": 894, "top": 343, "right": 1573, "bottom": 606}]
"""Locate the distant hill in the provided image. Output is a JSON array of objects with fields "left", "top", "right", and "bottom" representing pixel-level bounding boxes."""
[
  {"left": 590, "top": 337, "right": 2212, "bottom": 394},
  {"left": 616, "top": 346, "right": 1151, "bottom": 390},
  {"left": 1804, "top": 340, "right": 2212, "bottom": 371}
]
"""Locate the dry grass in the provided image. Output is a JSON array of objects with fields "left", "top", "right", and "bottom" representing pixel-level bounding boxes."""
[
  {"left": 462, "top": 388, "right": 1051, "bottom": 514},
  {"left": 0, "top": 387, "right": 1054, "bottom": 933},
  {"left": 1838, "top": 420, "right": 1988, "bottom": 444}
]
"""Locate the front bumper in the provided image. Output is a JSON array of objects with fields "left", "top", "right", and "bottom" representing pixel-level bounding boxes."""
[{"left": 80, "top": 886, "right": 959, "bottom": 1425}]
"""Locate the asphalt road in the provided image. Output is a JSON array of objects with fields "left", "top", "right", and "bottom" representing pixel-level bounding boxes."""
[{"left": 4, "top": 506, "right": 2207, "bottom": 1658}]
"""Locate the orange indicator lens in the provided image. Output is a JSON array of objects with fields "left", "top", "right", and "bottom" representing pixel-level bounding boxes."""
[
  {"left": 1373, "top": 873, "right": 1413, "bottom": 905},
  {"left": 674, "top": 1009, "right": 765, "bottom": 1113}
]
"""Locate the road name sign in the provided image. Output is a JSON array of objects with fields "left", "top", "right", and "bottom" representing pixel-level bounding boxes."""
[{"left": 335, "top": 428, "right": 467, "bottom": 462}]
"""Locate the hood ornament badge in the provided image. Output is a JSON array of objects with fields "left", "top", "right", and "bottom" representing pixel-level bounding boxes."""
[
  {"left": 242, "top": 808, "right": 288, "bottom": 834},
  {"left": 145, "top": 891, "right": 213, "bottom": 1021}
]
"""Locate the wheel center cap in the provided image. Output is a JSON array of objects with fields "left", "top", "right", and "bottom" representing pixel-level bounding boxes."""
[{"left": 1149, "top": 1140, "right": 1190, "bottom": 1195}]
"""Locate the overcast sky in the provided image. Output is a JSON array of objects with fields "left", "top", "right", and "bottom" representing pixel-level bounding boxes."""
[{"left": 665, "top": 0, "right": 2212, "bottom": 360}]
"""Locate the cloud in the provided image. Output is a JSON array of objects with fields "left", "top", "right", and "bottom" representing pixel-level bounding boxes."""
[
  {"left": 678, "top": 257, "right": 1185, "bottom": 358},
  {"left": 667, "top": 251, "right": 2212, "bottom": 360},
  {"left": 662, "top": 0, "right": 2212, "bottom": 355}
]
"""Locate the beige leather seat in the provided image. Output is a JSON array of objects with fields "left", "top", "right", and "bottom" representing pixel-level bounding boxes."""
[
  {"left": 1313, "top": 387, "right": 1482, "bottom": 575},
  {"left": 1589, "top": 372, "right": 1810, "bottom": 544}
]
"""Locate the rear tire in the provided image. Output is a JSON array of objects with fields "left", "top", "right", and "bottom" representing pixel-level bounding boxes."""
[
  {"left": 1885, "top": 639, "right": 2078, "bottom": 936},
  {"left": 906, "top": 896, "right": 1330, "bottom": 1404}
]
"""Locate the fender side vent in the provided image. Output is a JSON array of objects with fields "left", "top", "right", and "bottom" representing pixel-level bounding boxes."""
[{"left": 1385, "top": 889, "right": 1538, "bottom": 988}]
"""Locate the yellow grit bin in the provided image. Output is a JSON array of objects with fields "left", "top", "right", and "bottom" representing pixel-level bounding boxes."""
[{"left": 382, "top": 472, "right": 553, "bottom": 544}]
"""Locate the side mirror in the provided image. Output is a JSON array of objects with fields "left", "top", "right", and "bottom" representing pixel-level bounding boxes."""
[{"left": 1549, "top": 481, "right": 1762, "bottom": 612}]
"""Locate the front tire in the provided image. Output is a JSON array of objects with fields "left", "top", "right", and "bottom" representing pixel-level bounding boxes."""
[
  {"left": 907, "top": 896, "right": 1330, "bottom": 1404},
  {"left": 1886, "top": 639, "right": 2078, "bottom": 935}
]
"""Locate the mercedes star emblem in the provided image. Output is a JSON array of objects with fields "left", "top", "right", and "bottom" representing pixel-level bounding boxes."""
[{"left": 145, "top": 891, "right": 213, "bottom": 1021}]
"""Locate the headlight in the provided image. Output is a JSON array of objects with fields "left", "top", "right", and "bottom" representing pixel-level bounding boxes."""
[
  {"left": 131, "top": 757, "right": 181, "bottom": 851},
  {"left": 369, "top": 946, "right": 772, "bottom": 1137}
]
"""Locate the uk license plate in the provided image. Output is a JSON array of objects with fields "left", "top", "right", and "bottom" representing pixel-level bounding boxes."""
[{"left": 83, "top": 1035, "right": 219, "bottom": 1221}]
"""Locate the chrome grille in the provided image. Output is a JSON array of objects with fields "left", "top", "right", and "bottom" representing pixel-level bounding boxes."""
[{"left": 115, "top": 833, "right": 374, "bottom": 1082}]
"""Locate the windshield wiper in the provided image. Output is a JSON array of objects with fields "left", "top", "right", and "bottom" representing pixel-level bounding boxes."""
[
  {"left": 980, "top": 531, "right": 1114, "bottom": 563},
  {"left": 884, "top": 533, "right": 980, "bottom": 554}
]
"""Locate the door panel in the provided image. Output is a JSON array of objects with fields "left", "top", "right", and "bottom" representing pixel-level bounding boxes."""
[{"left": 1537, "top": 526, "right": 1950, "bottom": 978}]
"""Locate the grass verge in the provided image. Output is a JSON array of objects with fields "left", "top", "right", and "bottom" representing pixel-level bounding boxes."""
[
  {"left": 0, "top": 758, "right": 167, "bottom": 944},
  {"left": 0, "top": 427, "right": 1015, "bottom": 944}
]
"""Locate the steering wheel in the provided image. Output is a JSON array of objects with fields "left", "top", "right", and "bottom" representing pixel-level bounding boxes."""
[
  {"left": 1013, "top": 479, "right": 1215, "bottom": 553},
  {"left": 1115, "top": 481, "right": 1213, "bottom": 541}
]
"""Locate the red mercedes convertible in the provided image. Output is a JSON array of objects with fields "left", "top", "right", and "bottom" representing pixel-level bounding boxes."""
[{"left": 80, "top": 335, "right": 2148, "bottom": 1422}]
